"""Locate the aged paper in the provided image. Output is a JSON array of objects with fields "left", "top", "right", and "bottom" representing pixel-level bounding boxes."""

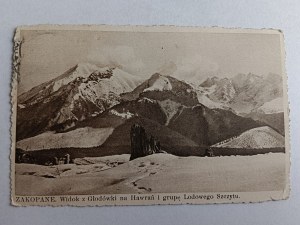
[{"left": 11, "top": 25, "right": 290, "bottom": 206}]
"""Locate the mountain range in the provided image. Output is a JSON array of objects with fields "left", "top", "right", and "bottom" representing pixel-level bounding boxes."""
[
  {"left": 190, "top": 73, "right": 283, "bottom": 114},
  {"left": 17, "top": 63, "right": 143, "bottom": 140},
  {"left": 16, "top": 63, "right": 285, "bottom": 155}
]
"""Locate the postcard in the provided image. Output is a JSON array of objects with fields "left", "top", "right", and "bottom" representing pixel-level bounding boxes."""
[{"left": 11, "top": 25, "right": 290, "bottom": 206}]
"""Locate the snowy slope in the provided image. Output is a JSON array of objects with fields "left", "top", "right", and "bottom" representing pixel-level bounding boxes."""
[
  {"left": 52, "top": 63, "right": 106, "bottom": 92},
  {"left": 197, "top": 77, "right": 236, "bottom": 103},
  {"left": 213, "top": 126, "right": 285, "bottom": 148},
  {"left": 157, "top": 99, "right": 182, "bottom": 125},
  {"left": 194, "top": 90, "right": 227, "bottom": 109},
  {"left": 16, "top": 153, "right": 285, "bottom": 195},
  {"left": 17, "top": 127, "right": 114, "bottom": 151},
  {"left": 190, "top": 78, "right": 235, "bottom": 109},
  {"left": 109, "top": 109, "right": 134, "bottom": 119},
  {"left": 75, "top": 67, "right": 144, "bottom": 110},
  {"left": 255, "top": 97, "right": 284, "bottom": 114}
]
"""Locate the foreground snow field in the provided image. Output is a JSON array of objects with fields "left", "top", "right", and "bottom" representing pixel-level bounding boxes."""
[{"left": 15, "top": 153, "right": 286, "bottom": 195}]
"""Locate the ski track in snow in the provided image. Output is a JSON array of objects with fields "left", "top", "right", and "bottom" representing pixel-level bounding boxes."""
[
  {"left": 125, "top": 163, "right": 162, "bottom": 193},
  {"left": 15, "top": 153, "right": 286, "bottom": 195}
]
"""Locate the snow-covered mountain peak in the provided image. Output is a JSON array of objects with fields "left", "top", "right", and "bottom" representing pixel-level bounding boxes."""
[
  {"left": 199, "top": 76, "right": 220, "bottom": 87},
  {"left": 231, "top": 73, "right": 262, "bottom": 90},
  {"left": 144, "top": 74, "right": 172, "bottom": 92},
  {"left": 75, "top": 62, "right": 107, "bottom": 74},
  {"left": 110, "top": 68, "right": 144, "bottom": 90},
  {"left": 53, "top": 63, "right": 114, "bottom": 92},
  {"left": 121, "top": 72, "right": 199, "bottom": 106},
  {"left": 191, "top": 72, "right": 283, "bottom": 114}
]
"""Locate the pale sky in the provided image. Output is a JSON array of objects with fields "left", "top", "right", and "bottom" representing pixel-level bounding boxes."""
[{"left": 18, "top": 29, "right": 282, "bottom": 94}]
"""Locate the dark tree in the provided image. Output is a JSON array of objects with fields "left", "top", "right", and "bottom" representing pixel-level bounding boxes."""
[
  {"left": 130, "top": 124, "right": 163, "bottom": 160},
  {"left": 130, "top": 124, "right": 147, "bottom": 160}
]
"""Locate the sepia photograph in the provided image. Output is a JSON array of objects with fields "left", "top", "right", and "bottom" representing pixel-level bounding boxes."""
[{"left": 11, "top": 25, "right": 290, "bottom": 206}]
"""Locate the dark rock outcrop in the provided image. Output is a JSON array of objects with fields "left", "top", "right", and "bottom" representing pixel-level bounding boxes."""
[{"left": 130, "top": 123, "right": 161, "bottom": 160}]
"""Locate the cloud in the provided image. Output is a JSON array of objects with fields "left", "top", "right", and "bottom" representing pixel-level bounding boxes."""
[
  {"left": 176, "top": 54, "right": 218, "bottom": 76},
  {"left": 87, "top": 45, "right": 145, "bottom": 75},
  {"left": 87, "top": 45, "right": 219, "bottom": 81},
  {"left": 158, "top": 61, "right": 177, "bottom": 76},
  {"left": 158, "top": 53, "right": 219, "bottom": 82}
]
